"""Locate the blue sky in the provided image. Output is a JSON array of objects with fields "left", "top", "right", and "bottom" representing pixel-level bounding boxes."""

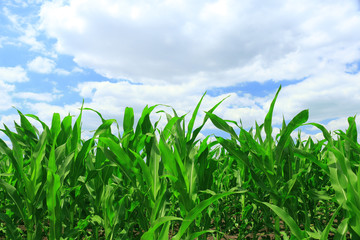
[{"left": 1, "top": 0, "right": 360, "bottom": 140}]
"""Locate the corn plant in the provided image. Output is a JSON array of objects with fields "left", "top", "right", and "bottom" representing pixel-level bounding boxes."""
[
  {"left": 0, "top": 86, "right": 359, "bottom": 239},
  {"left": 207, "top": 86, "right": 312, "bottom": 238}
]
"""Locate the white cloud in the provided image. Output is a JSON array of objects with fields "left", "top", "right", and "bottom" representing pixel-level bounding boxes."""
[
  {"left": 0, "top": 114, "right": 20, "bottom": 128},
  {"left": 27, "top": 56, "right": 76, "bottom": 75},
  {"left": 15, "top": 92, "right": 58, "bottom": 102},
  {"left": 39, "top": 0, "right": 360, "bottom": 86},
  {"left": 0, "top": 86, "right": 15, "bottom": 111},
  {"left": 275, "top": 72, "right": 360, "bottom": 123},
  {"left": 0, "top": 66, "right": 28, "bottom": 111},
  {"left": 54, "top": 68, "right": 71, "bottom": 75},
  {"left": 72, "top": 67, "right": 83, "bottom": 73},
  {"left": 0, "top": 66, "right": 29, "bottom": 83},
  {"left": 27, "top": 56, "right": 56, "bottom": 74},
  {"left": 2, "top": 5, "right": 56, "bottom": 56},
  {"left": 325, "top": 118, "right": 350, "bottom": 133}
]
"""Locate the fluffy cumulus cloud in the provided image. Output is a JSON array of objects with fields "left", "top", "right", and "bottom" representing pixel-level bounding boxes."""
[
  {"left": 276, "top": 73, "right": 360, "bottom": 121},
  {"left": 27, "top": 56, "right": 72, "bottom": 75},
  {"left": 0, "top": 64, "right": 60, "bottom": 113},
  {"left": 27, "top": 56, "right": 56, "bottom": 74},
  {"left": 39, "top": 0, "right": 360, "bottom": 85},
  {"left": 15, "top": 92, "right": 59, "bottom": 102},
  {"left": 2, "top": 6, "right": 47, "bottom": 53},
  {"left": 0, "top": 66, "right": 29, "bottom": 83},
  {"left": 0, "top": 66, "right": 29, "bottom": 111}
]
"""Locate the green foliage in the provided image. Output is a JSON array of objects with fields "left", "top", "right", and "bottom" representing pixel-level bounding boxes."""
[{"left": 0, "top": 86, "right": 359, "bottom": 239}]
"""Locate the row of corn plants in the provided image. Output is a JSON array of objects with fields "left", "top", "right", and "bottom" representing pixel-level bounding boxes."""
[{"left": 0, "top": 86, "right": 359, "bottom": 239}]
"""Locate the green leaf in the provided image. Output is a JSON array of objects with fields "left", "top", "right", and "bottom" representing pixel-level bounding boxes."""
[
  {"left": 16, "top": 109, "right": 38, "bottom": 139},
  {"left": 149, "top": 136, "right": 161, "bottom": 201},
  {"left": 293, "top": 148, "right": 329, "bottom": 174},
  {"left": 94, "top": 119, "right": 116, "bottom": 137},
  {"left": 261, "top": 201, "right": 306, "bottom": 240},
  {"left": 129, "top": 149, "right": 154, "bottom": 199},
  {"left": 159, "top": 134, "right": 178, "bottom": 178},
  {"left": 172, "top": 191, "right": 245, "bottom": 240},
  {"left": 241, "top": 129, "right": 266, "bottom": 156},
  {"left": 141, "top": 216, "right": 183, "bottom": 240},
  {"left": 216, "top": 137, "right": 251, "bottom": 168},
  {"left": 320, "top": 204, "right": 343, "bottom": 240},
  {"left": 50, "top": 112, "right": 61, "bottom": 139},
  {"left": 206, "top": 112, "right": 238, "bottom": 139},
  {"left": 0, "top": 179, "right": 28, "bottom": 227},
  {"left": 306, "top": 122, "right": 333, "bottom": 146},
  {"left": 162, "top": 116, "right": 181, "bottom": 141},
  {"left": 100, "top": 137, "right": 136, "bottom": 184},
  {"left": 29, "top": 131, "right": 47, "bottom": 202},
  {"left": 189, "top": 229, "right": 217, "bottom": 240},
  {"left": 123, "top": 107, "right": 134, "bottom": 133},
  {"left": 3, "top": 125, "right": 24, "bottom": 177},
  {"left": 334, "top": 218, "right": 349, "bottom": 240},
  {"left": 186, "top": 92, "right": 206, "bottom": 141},
  {"left": 0, "top": 213, "right": 22, "bottom": 239},
  {"left": 46, "top": 142, "right": 62, "bottom": 240},
  {"left": 0, "top": 137, "right": 24, "bottom": 183},
  {"left": 158, "top": 221, "right": 171, "bottom": 240},
  {"left": 58, "top": 115, "right": 72, "bottom": 145},
  {"left": 84, "top": 107, "right": 106, "bottom": 123},
  {"left": 188, "top": 94, "right": 229, "bottom": 145},
  {"left": 275, "top": 109, "right": 309, "bottom": 162},
  {"left": 26, "top": 113, "right": 51, "bottom": 133},
  {"left": 264, "top": 86, "right": 281, "bottom": 145}
]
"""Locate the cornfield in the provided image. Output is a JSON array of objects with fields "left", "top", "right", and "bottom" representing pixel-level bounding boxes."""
[{"left": 0, "top": 86, "right": 359, "bottom": 239}]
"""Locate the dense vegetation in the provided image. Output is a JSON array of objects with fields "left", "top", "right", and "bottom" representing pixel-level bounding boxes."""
[{"left": 0, "top": 86, "right": 359, "bottom": 239}]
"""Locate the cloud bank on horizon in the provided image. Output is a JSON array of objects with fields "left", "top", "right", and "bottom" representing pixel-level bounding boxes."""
[{"left": 1, "top": 0, "right": 360, "bottom": 139}]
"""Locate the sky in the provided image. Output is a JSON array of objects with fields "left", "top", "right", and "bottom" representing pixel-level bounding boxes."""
[{"left": 1, "top": 0, "right": 360, "bottom": 141}]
